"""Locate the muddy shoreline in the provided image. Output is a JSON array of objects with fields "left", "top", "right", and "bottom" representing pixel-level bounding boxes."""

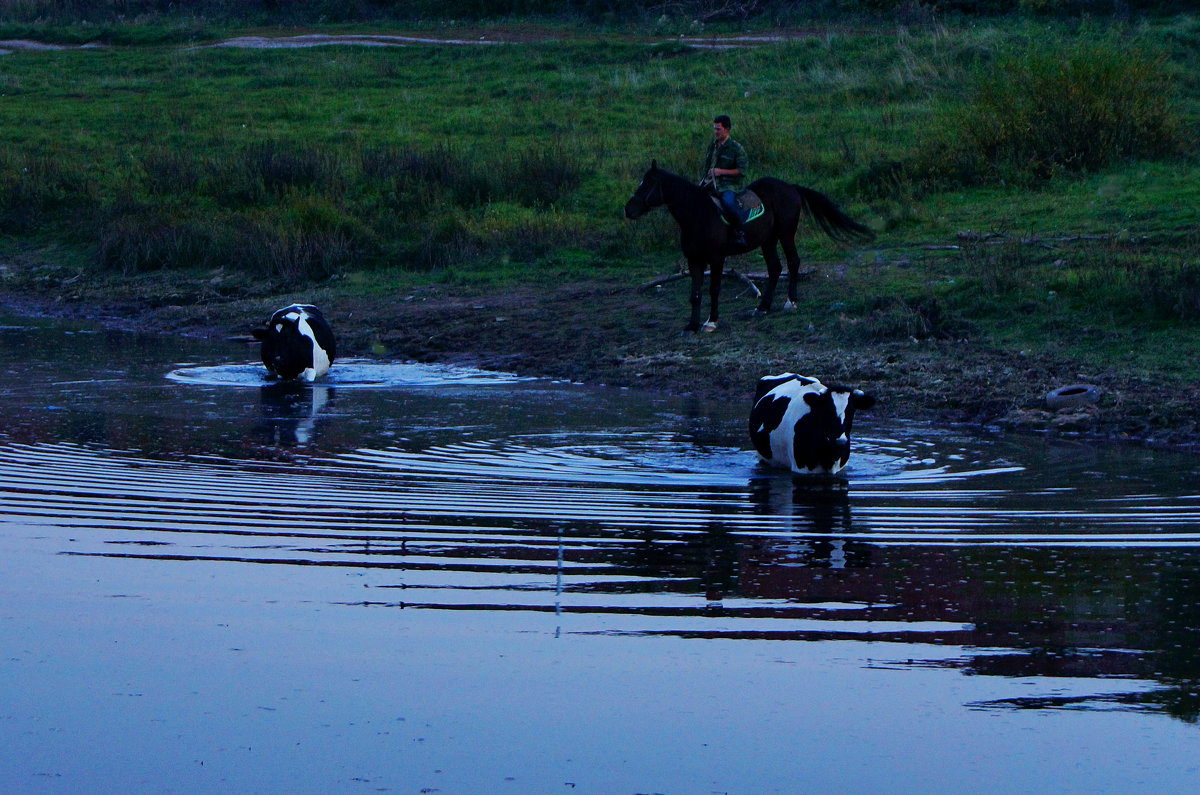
[{"left": 4, "top": 273, "right": 1199, "bottom": 454}]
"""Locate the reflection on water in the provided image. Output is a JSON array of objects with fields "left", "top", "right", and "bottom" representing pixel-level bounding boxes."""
[{"left": 3, "top": 315, "right": 1200, "bottom": 790}]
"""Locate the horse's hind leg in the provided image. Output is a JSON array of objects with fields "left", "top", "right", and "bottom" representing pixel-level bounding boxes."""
[
  {"left": 703, "top": 259, "right": 723, "bottom": 332},
  {"left": 780, "top": 230, "right": 804, "bottom": 310},
  {"left": 755, "top": 240, "right": 783, "bottom": 316}
]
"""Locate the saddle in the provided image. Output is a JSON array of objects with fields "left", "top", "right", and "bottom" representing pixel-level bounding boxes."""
[{"left": 709, "top": 189, "right": 765, "bottom": 224}]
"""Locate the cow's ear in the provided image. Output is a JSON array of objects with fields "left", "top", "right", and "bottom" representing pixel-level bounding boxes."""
[
  {"left": 251, "top": 328, "right": 268, "bottom": 341},
  {"left": 803, "top": 391, "right": 824, "bottom": 408},
  {"left": 651, "top": 159, "right": 658, "bottom": 170},
  {"left": 852, "top": 390, "right": 876, "bottom": 410}
]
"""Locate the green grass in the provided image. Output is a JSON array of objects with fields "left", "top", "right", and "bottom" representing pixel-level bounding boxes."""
[{"left": 1, "top": 15, "right": 1199, "bottom": 380}]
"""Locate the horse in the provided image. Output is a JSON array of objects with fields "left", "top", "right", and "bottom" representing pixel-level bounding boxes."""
[{"left": 623, "top": 161, "right": 873, "bottom": 332}]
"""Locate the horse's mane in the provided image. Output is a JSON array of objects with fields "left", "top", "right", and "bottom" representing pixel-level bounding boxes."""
[{"left": 652, "top": 166, "right": 699, "bottom": 188}]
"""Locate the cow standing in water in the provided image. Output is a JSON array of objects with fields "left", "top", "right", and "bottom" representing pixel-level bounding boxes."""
[
  {"left": 252, "top": 304, "right": 336, "bottom": 382},
  {"left": 749, "top": 373, "right": 875, "bottom": 475}
]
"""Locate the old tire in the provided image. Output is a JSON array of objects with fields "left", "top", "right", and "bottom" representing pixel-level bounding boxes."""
[{"left": 1045, "top": 384, "right": 1100, "bottom": 411}]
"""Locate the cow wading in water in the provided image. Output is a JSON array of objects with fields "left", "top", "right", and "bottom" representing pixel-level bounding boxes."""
[
  {"left": 252, "top": 304, "right": 337, "bottom": 382},
  {"left": 749, "top": 373, "right": 875, "bottom": 475}
]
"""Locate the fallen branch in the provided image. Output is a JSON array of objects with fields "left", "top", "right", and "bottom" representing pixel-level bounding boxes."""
[
  {"left": 727, "top": 269, "right": 761, "bottom": 299},
  {"left": 640, "top": 267, "right": 816, "bottom": 293},
  {"left": 640, "top": 272, "right": 689, "bottom": 290},
  {"left": 639, "top": 269, "right": 759, "bottom": 297}
]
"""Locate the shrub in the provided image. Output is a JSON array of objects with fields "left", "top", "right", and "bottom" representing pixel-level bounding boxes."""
[
  {"left": 879, "top": 31, "right": 1188, "bottom": 195},
  {"left": 937, "top": 33, "right": 1184, "bottom": 186}
]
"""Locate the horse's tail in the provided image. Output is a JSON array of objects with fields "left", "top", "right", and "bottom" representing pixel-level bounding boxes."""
[{"left": 792, "top": 185, "right": 874, "bottom": 244}]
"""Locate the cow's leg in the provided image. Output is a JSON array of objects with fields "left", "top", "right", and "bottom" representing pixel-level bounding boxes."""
[
  {"left": 703, "top": 258, "right": 723, "bottom": 332},
  {"left": 755, "top": 240, "right": 783, "bottom": 316},
  {"left": 686, "top": 260, "right": 706, "bottom": 333}
]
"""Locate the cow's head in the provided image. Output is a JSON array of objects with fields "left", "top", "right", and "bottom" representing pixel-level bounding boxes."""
[
  {"left": 793, "top": 385, "right": 875, "bottom": 473},
  {"left": 251, "top": 304, "right": 336, "bottom": 382}
]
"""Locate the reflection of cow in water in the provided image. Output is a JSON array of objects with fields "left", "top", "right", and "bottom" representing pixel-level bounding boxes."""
[
  {"left": 252, "top": 304, "right": 336, "bottom": 381},
  {"left": 255, "top": 382, "right": 333, "bottom": 446},
  {"left": 749, "top": 373, "right": 875, "bottom": 475}
]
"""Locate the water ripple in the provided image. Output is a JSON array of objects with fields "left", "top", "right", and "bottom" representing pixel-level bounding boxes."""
[{"left": 166, "top": 359, "right": 538, "bottom": 388}]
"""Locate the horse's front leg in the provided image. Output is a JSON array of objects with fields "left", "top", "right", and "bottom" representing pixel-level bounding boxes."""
[
  {"left": 755, "top": 241, "right": 783, "bottom": 316},
  {"left": 686, "top": 261, "right": 706, "bottom": 333},
  {"left": 703, "top": 258, "right": 724, "bottom": 332}
]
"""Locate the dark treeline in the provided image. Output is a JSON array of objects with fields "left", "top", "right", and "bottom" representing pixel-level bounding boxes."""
[{"left": 0, "top": 0, "right": 1192, "bottom": 26}]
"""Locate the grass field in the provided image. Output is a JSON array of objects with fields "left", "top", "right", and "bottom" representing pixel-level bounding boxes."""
[{"left": 2, "top": 13, "right": 1199, "bottom": 393}]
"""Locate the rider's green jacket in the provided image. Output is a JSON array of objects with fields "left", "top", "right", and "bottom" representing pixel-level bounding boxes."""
[{"left": 703, "top": 138, "right": 748, "bottom": 192}]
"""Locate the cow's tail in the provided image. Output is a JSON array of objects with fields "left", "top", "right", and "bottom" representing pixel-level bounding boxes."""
[{"left": 792, "top": 184, "right": 874, "bottom": 244}]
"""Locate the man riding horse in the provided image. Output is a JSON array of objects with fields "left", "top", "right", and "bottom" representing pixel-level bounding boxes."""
[{"left": 701, "top": 114, "right": 749, "bottom": 246}]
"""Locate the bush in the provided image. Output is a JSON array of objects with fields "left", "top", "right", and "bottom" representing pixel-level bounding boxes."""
[
  {"left": 936, "top": 32, "right": 1180, "bottom": 184},
  {"left": 896, "top": 31, "right": 1186, "bottom": 191}
]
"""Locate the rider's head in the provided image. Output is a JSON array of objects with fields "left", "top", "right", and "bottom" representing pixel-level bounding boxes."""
[{"left": 713, "top": 114, "right": 732, "bottom": 131}]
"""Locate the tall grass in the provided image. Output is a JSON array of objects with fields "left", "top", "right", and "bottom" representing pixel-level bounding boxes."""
[
  {"left": 78, "top": 136, "right": 588, "bottom": 278},
  {"left": 0, "top": 152, "right": 94, "bottom": 234}
]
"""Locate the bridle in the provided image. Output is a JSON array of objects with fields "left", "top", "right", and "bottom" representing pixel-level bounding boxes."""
[{"left": 638, "top": 173, "right": 664, "bottom": 208}]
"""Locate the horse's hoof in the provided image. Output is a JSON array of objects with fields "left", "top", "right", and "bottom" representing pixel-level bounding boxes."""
[
  {"left": 783, "top": 300, "right": 798, "bottom": 311},
  {"left": 701, "top": 321, "right": 718, "bottom": 333},
  {"left": 752, "top": 308, "right": 769, "bottom": 318}
]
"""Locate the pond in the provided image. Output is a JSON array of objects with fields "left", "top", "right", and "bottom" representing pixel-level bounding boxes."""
[{"left": 3, "top": 315, "right": 1200, "bottom": 793}]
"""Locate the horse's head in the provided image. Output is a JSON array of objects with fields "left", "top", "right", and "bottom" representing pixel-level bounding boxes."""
[{"left": 623, "top": 160, "right": 664, "bottom": 220}]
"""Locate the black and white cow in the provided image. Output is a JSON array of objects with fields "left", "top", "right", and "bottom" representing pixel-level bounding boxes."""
[
  {"left": 748, "top": 373, "right": 875, "bottom": 475},
  {"left": 252, "top": 304, "right": 336, "bottom": 382}
]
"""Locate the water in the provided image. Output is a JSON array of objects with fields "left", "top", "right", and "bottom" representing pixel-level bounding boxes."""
[{"left": 3, "top": 316, "right": 1200, "bottom": 793}]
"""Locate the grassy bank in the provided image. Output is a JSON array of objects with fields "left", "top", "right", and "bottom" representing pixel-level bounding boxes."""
[{"left": 2, "top": 13, "right": 1200, "bottom": 441}]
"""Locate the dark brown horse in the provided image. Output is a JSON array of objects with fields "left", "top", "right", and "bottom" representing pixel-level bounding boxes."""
[{"left": 624, "top": 161, "right": 873, "bottom": 332}]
